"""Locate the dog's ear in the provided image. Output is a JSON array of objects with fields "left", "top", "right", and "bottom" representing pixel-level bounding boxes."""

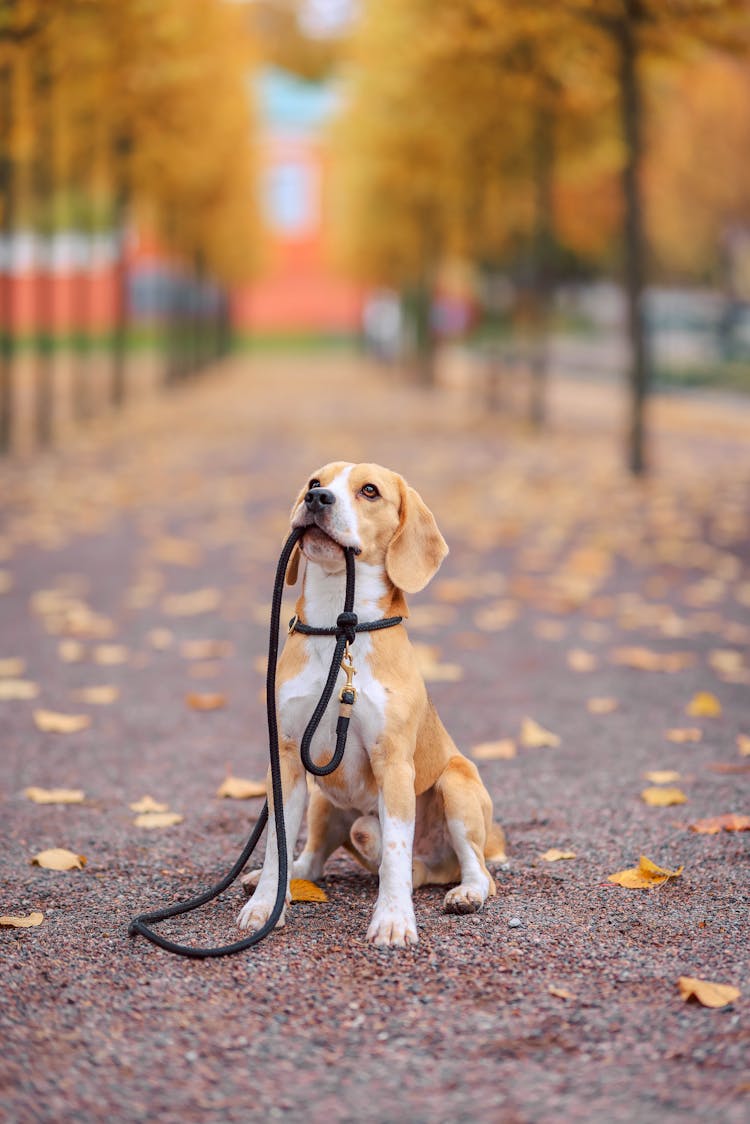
[{"left": 386, "top": 480, "right": 448, "bottom": 594}]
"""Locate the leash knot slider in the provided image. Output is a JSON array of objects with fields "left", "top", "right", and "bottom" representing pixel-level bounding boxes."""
[{"left": 128, "top": 527, "right": 399, "bottom": 959}]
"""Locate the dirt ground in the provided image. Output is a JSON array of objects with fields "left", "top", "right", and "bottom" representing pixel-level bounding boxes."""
[{"left": 1, "top": 354, "right": 748, "bottom": 1123}]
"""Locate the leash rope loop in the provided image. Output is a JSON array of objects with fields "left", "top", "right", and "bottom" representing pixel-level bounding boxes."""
[{"left": 128, "top": 525, "right": 353, "bottom": 959}]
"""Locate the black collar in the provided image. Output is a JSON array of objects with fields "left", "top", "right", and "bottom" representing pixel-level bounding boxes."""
[{"left": 288, "top": 612, "right": 403, "bottom": 642}]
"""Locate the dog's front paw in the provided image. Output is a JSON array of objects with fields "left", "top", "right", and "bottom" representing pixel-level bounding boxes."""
[
  {"left": 366, "top": 907, "right": 418, "bottom": 948},
  {"left": 443, "top": 884, "right": 486, "bottom": 914},
  {"left": 237, "top": 896, "right": 286, "bottom": 932}
]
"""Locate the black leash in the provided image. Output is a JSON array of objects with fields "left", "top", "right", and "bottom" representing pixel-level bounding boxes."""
[{"left": 127, "top": 525, "right": 401, "bottom": 959}]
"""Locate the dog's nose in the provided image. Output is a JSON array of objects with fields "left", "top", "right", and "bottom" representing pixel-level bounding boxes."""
[{"left": 305, "top": 488, "right": 336, "bottom": 514}]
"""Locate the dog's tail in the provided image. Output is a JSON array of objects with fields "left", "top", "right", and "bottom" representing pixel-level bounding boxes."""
[{"left": 484, "top": 822, "right": 508, "bottom": 863}]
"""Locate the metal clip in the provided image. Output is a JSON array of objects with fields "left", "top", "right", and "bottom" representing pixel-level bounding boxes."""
[
  {"left": 288, "top": 614, "right": 299, "bottom": 635},
  {"left": 339, "top": 644, "right": 357, "bottom": 703}
]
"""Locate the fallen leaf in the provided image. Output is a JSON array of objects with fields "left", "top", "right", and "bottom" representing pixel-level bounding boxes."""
[
  {"left": 0, "top": 912, "right": 44, "bottom": 928},
  {"left": 129, "top": 795, "right": 169, "bottom": 813},
  {"left": 587, "top": 697, "right": 619, "bottom": 714},
  {"left": 708, "top": 762, "right": 750, "bottom": 775},
  {"left": 665, "top": 728, "right": 703, "bottom": 743},
  {"left": 0, "top": 657, "right": 26, "bottom": 677},
  {"left": 611, "top": 647, "right": 695, "bottom": 673},
  {"left": 520, "top": 717, "right": 560, "bottom": 748},
  {"left": 216, "top": 776, "right": 266, "bottom": 799},
  {"left": 180, "top": 639, "right": 234, "bottom": 660},
  {"left": 0, "top": 679, "right": 39, "bottom": 700},
  {"left": 548, "top": 986, "right": 575, "bottom": 1000},
  {"left": 31, "top": 848, "right": 86, "bottom": 871},
  {"left": 25, "top": 787, "right": 85, "bottom": 805},
  {"left": 708, "top": 649, "right": 744, "bottom": 675},
  {"left": 471, "top": 739, "right": 517, "bottom": 760},
  {"left": 541, "top": 849, "right": 577, "bottom": 862},
  {"left": 147, "top": 628, "right": 174, "bottom": 650},
  {"left": 93, "top": 644, "right": 129, "bottom": 666},
  {"left": 73, "top": 685, "right": 119, "bottom": 705},
  {"left": 641, "top": 786, "right": 688, "bottom": 806},
  {"left": 567, "top": 649, "right": 597, "bottom": 672},
  {"left": 161, "top": 588, "right": 221, "bottom": 617},
  {"left": 186, "top": 692, "right": 227, "bottom": 711},
  {"left": 607, "top": 855, "right": 683, "bottom": 889},
  {"left": 33, "top": 710, "right": 91, "bottom": 734},
  {"left": 58, "top": 639, "right": 85, "bottom": 663},
  {"left": 736, "top": 734, "right": 750, "bottom": 757},
  {"left": 0, "top": 569, "right": 13, "bottom": 592},
  {"left": 689, "top": 813, "right": 750, "bottom": 834},
  {"left": 643, "top": 770, "right": 681, "bottom": 784},
  {"left": 290, "top": 879, "right": 328, "bottom": 903},
  {"left": 188, "top": 661, "right": 222, "bottom": 679},
  {"left": 533, "top": 619, "right": 567, "bottom": 640},
  {"left": 134, "top": 811, "right": 184, "bottom": 829},
  {"left": 686, "top": 692, "right": 722, "bottom": 717},
  {"left": 678, "top": 976, "right": 740, "bottom": 1009},
  {"left": 151, "top": 536, "right": 202, "bottom": 567}
]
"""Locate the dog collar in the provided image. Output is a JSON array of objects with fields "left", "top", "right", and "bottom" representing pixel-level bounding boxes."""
[{"left": 288, "top": 612, "right": 403, "bottom": 642}]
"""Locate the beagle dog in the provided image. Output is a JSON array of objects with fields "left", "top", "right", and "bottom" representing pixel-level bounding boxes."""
[{"left": 238, "top": 462, "right": 506, "bottom": 948}]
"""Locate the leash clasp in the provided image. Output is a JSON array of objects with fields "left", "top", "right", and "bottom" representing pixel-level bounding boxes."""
[
  {"left": 288, "top": 614, "right": 299, "bottom": 635},
  {"left": 339, "top": 644, "right": 357, "bottom": 703}
]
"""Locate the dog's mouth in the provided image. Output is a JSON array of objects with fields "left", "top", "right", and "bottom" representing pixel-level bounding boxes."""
[{"left": 299, "top": 523, "right": 361, "bottom": 560}]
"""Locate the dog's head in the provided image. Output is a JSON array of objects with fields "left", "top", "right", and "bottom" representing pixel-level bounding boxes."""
[{"left": 286, "top": 462, "right": 448, "bottom": 596}]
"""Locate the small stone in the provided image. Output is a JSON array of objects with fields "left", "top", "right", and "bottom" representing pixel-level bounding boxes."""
[{"left": 508, "top": 917, "right": 522, "bottom": 928}]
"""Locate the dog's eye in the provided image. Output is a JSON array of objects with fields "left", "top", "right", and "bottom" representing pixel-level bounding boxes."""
[
  {"left": 360, "top": 483, "right": 380, "bottom": 500},
  {"left": 308, "top": 478, "right": 321, "bottom": 491}
]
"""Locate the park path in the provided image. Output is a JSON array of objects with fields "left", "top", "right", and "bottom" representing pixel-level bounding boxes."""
[{"left": 1, "top": 353, "right": 749, "bottom": 1124}]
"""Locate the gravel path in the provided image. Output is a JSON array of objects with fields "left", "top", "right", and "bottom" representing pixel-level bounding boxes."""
[{"left": 2, "top": 355, "right": 749, "bottom": 1123}]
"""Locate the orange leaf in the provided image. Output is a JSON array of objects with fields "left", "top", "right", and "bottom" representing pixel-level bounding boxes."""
[
  {"left": 290, "top": 879, "right": 328, "bottom": 903},
  {"left": 608, "top": 855, "right": 683, "bottom": 889},
  {"left": 643, "top": 770, "right": 681, "bottom": 784},
  {"left": 134, "top": 811, "right": 184, "bottom": 829},
  {"left": 678, "top": 976, "right": 740, "bottom": 1008},
  {"left": 0, "top": 679, "right": 39, "bottom": 700},
  {"left": 737, "top": 734, "right": 750, "bottom": 757},
  {"left": 186, "top": 692, "right": 227, "bottom": 711},
  {"left": 541, "top": 849, "right": 577, "bottom": 862},
  {"left": 129, "top": 795, "right": 169, "bottom": 813},
  {"left": 587, "top": 697, "right": 619, "bottom": 714},
  {"left": 612, "top": 647, "right": 694, "bottom": 673},
  {"left": 0, "top": 657, "right": 26, "bottom": 677},
  {"left": 689, "top": 813, "right": 750, "bottom": 834},
  {"left": 33, "top": 710, "right": 91, "bottom": 734},
  {"left": 548, "top": 986, "right": 575, "bottom": 1000},
  {"left": 25, "top": 786, "right": 85, "bottom": 805},
  {"left": 520, "top": 717, "right": 560, "bottom": 748}
]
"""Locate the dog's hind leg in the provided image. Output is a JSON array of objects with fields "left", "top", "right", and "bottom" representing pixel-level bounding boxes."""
[
  {"left": 293, "top": 786, "right": 357, "bottom": 881},
  {"left": 436, "top": 756, "right": 496, "bottom": 915}
]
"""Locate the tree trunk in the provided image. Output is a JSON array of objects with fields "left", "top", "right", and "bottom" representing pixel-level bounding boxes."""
[
  {"left": 33, "top": 46, "right": 54, "bottom": 449},
  {"left": 617, "top": 10, "right": 650, "bottom": 476},
  {"left": 0, "top": 60, "right": 15, "bottom": 454},
  {"left": 529, "top": 102, "right": 554, "bottom": 430},
  {"left": 408, "top": 278, "right": 436, "bottom": 386}
]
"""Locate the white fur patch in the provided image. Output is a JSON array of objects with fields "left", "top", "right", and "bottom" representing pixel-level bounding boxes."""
[
  {"left": 366, "top": 805, "right": 417, "bottom": 947},
  {"left": 237, "top": 775, "right": 307, "bottom": 931},
  {"left": 445, "top": 817, "right": 492, "bottom": 902}
]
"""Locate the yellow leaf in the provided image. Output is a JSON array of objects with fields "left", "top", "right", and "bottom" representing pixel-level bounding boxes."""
[
  {"left": 643, "top": 770, "right": 681, "bottom": 784},
  {"left": 134, "top": 812, "right": 184, "bottom": 829},
  {"left": 25, "top": 787, "right": 85, "bottom": 805},
  {"left": 33, "top": 710, "right": 91, "bottom": 734},
  {"left": 186, "top": 692, "right": 227, "bottom": 711},
  {"left": 567, "top": 649, "right": 597, "bottom": 672},
  {"left": 665, "top": 728, "right": 703, "bottom": 743},
  {"left": 541, "top": 849, "right": 577, "bottom": 862},
  {"left": 678, "top": 976, "right": 740, "bottom": 1009},
  {"left": 641, "top": 786, "right": 687, "bottom": 807},
  {"left": 548, "top": 986, "right": 575, "bottom": 1000},
  {"left": 93, "top": 644, "right": 129, "bottom": 666},
  {"left": 0, "top": 679, "right": 39, "bottom": 700},
  {"left": 736, "top": 734, "right": 750, "bottom": 757},
  {"left": 31, "top": 848, "right": 86, "bottom": 871},
  {"left": 471, "top": 739, "right": 517, "bottom": 761},
  {"left": 216, "top": 776, "right": 266, "bottom": 799},
  {"left": 290, "top": 879, "right": 328, "bottom": 903},
  {"left": 686, "top": 692, "right": 722, "bottom": 717},
  {"left": 0, "top": 657, "right": 26, "bottom": 677},
  {"left": 520, "top": 717, "right": 560, "bottom": 748},
  {"left": 587, "top": 697, "right": 619, "bottom": 714},
  {"left": 0, "top": 911, "right": 44, "bottom": 927},
  {"left": 73, "top": 685, "right": 119, "bottom": 705},
  {"left": 129, "top": 795, "right": 169, "bottom": 813},
  {"left": 608, "top": 855, "right": 683, "bottom": 889}
]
